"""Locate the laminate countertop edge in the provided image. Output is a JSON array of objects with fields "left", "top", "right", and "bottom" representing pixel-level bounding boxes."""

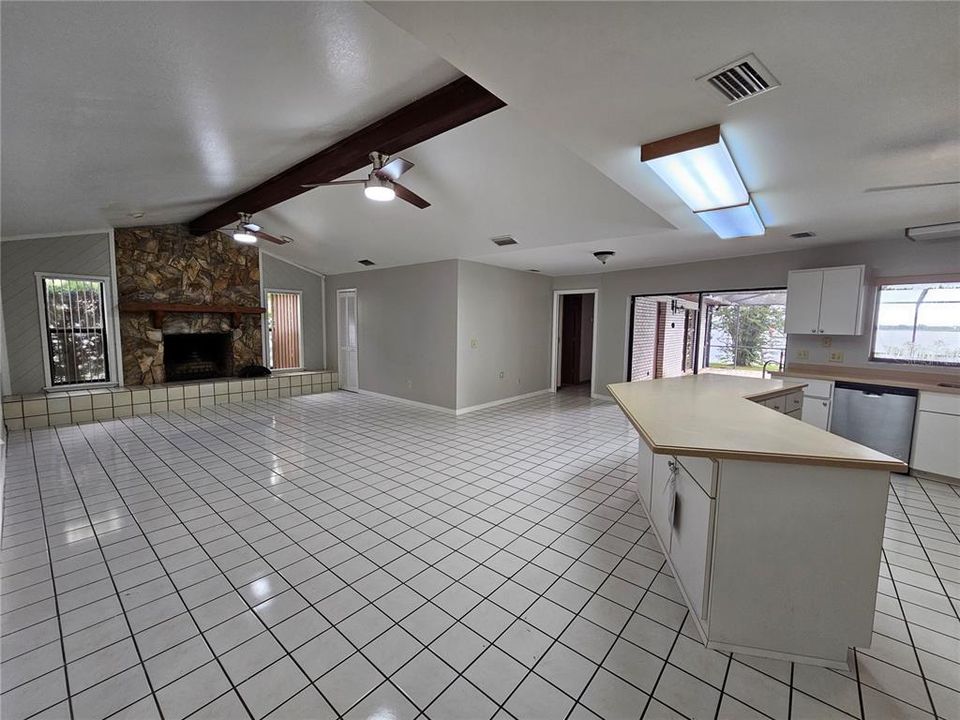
[{"left": 608, "top": 376, "right": 907, "bottom": 473}]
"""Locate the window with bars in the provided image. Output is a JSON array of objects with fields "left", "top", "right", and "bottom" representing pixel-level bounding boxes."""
[
  {"left": 39, "top": 275, "right": 112, "bottom": 387},
  {"left": 266, "top": 290, "right": 303, "bottom": 370}
]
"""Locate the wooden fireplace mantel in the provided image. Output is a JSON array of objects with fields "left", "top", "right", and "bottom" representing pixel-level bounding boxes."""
[{"left": 118, "top": 302, "right": 266, "bottom": 329}]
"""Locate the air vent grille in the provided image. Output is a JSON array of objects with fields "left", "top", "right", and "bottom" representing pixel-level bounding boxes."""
[
  {"left": 790, "top": 231, "right": 817, "bottom": 239},
  {"left": 491, "top": 235, "right": 517, "bottom": 247},
  {"left": 698, "top": 54, "right": 779, "bottom": 105},
  {"left": 357, "top": 259, "right": 375, "bottom": 266}
]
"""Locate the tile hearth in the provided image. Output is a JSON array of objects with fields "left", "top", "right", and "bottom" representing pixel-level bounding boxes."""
[
  {"left": 0, "top": 391, "right": 957, "bottom": 720},
  {"left": 2, "top": 371, "right": 337, "bottom": 431}
]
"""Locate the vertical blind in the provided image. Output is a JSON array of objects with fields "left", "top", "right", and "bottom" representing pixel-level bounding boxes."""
[
  {"left": 267, "top": 291, "right": 302, "bottom": 369},
  {"left": 42, "top": 276, "right": 110, "bottom": 386}
]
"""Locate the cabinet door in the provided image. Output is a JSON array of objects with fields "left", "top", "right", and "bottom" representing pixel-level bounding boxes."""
[
  {"left": 818, "top": 266, "right": 863, "bottom": 335},
  {"left": 650, "top": 455, "right": 676, "bottom": 550},
  {"left": 670, "top": 466, "right": 715, "bottom": 620},
  {"left": 765, "top": 395, "right": 786, "bottom": 413},
  {"left": 785, "top": 270, "right": 823, "bottom": 335},
  {"left": 912, "top": 411, "right": 960, "bottom": 479},
  {"left": 802, "top": 396, "right": 831, "bottom": 430}
]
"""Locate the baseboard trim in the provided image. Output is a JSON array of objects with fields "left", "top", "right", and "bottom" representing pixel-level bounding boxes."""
[
  {"left": 591, "top": 393, "right": 614, "bottom": 402},
  {"left": 455, "top": 389, "right": 552, "bottom": 416},
  {"left": 356, "top": 389, "right": 456, "bottom": 415}
]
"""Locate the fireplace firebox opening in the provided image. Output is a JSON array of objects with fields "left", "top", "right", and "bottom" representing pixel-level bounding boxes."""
[{"left": 164, "top": 333, "right": 233, "bottom": 382}]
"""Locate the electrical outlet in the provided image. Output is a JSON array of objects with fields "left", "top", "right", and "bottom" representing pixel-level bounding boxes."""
[
  {"left": 407, "top": 379, "right": 413, "bottom": 388},
  {"left": 829, "top": 351, "right": 844, "bottom": 363},
  {"left": 470, "top": 338, "right": 478, "bottom": 349},
  {"left": 821, "top": 336, "right": 832, "bottom": 347},
  {"left": 498, "top": 371, "right": 505, "bottom": 379},
  {"left": 795, "top": 349, "right": 810, "bottom": 361}
]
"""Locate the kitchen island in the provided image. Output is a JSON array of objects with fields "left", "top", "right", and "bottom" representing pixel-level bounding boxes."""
[{"left": 608, "top": 374, "right": 906, "bottom": 669}]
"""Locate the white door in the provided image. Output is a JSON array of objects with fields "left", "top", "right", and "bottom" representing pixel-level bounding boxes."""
[
  {"left": 818, "top": 266, "right": 863, "bottom": 335},
  {"left": 785, "top": 270, "right": 823, "bottom": 335},
  {"left": 337, "top": 289, "right": 359, "bottom": 392}
]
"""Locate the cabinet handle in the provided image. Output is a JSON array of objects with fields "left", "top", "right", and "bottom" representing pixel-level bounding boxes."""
[
  {"left": 822, "top": 401, "right": 828, "bottom": 407},
  {"left": 811, "top": 328, "right": 817, "bottom": 333}
]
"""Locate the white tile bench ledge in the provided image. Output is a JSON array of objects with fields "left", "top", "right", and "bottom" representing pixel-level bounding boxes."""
[{"left": 2, "top": 370, "right": 339, "bottom": 430}]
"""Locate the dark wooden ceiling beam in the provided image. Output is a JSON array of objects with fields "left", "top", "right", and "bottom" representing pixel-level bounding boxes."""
[{"left": 188, "top": 76, "right": 505, "bottom": 235}]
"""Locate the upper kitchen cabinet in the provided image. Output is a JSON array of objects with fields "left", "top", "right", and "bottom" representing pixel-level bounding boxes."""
[{"left": 785, "top": 265, "right": 866, "bottom": 335}]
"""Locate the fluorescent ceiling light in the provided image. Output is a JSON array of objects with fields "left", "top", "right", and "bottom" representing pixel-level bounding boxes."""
[
  {"left": 364, "top": 176, "right": 396, "bottom": 202},
  {"left": 233, "top": 231, "right": 257, "bottom": 244},
  {"left": 641, "top": 125, "right": 748, "bottom": 212},
  {"left": 696, "top": 200, "right": 765, "bottom": 239},
  {"left": 905, "top": 221, "right": 960, "bottom": 242}
]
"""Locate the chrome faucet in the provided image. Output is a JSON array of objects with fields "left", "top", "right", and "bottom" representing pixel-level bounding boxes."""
[{"left": 762, "top": 359, "right": 782, "bottom": 379}]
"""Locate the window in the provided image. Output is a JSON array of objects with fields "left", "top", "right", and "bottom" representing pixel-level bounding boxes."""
[
  {"left": 38, "top": 274, "right": 112, "bottom": 387},
  {"left": 870, "top": 279, "right": 960, "bottom": 366},
  {"left": 266, "top": 290, "right": 303, "bottom": 370}
]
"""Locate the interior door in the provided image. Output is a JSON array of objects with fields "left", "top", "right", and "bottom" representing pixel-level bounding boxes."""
[
  {"left": 785, "top": 270, "right": 823, "bottom": 334},
  {"left": 337, "top": 289, "right": 359, "bottom": 392}
]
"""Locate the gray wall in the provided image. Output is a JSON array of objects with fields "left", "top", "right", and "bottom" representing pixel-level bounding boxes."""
[
  {"left": 325, "top": 260, "right": 459, "bottom": 409},
  {"left": 260, "top": 252, "right": 325, "bottom": 369},
  {"left": 456, "top": 261, "right": 552, "bottom": 410},
  {"left": 555, "top": 238, "right": 960, "bottom": 396},
  {"left": 1, "top": 233, "right": 113, "bottom": 394}
]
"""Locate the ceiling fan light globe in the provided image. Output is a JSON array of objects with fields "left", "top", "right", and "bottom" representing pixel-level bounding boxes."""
[
  {"left": 233, "top": 231, "right": 258, "bottom": 244},
  {"left": 364, "top": 176, "right": 396, "bottom": 202}
]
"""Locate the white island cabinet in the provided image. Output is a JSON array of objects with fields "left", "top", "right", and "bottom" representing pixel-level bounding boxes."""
[{"left": 610, "top": 375, "right": 905, "bottom": 669}]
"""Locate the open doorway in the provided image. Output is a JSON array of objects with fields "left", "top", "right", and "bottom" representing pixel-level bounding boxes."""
[
  {"left": 552, "top": 290, "right": 598, "bottom": 396},
  {"left": 628, "top": 287, "right": 786, "bottom": 381}
]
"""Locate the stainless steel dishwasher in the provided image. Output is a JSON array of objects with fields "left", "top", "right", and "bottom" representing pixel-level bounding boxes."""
[{"left": 830, "top": 381, "right": 917, "bottom": 465}]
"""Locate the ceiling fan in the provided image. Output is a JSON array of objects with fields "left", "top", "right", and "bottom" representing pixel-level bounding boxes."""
[
  {"left": 232, "top": 213, "right": 293, "bottom": 245},
  {"left": 865, "top": 180, "right": 959, "bottom": 193},
  {"left": 302, "top": 151, "right": 431, "bottom": 209}
]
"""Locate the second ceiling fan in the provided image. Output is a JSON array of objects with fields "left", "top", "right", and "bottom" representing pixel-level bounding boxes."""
[{"left": 302, "top": 152, "right": 430, "bottom": 209}]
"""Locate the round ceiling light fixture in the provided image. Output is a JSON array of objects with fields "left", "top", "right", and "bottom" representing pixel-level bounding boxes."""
[
  {"left": 364, "top": 175, "right": 396, "bottom": 202},
  {"left": 233, "top": 230, "right": 258, "bottom": 244},
  {"left": 593, "top": 250, "right": 616, "bottom": 265}
]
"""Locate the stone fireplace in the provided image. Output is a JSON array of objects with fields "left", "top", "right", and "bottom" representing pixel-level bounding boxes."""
[{"left": 115, "top": 224, "right": 263, "bottom": 385}]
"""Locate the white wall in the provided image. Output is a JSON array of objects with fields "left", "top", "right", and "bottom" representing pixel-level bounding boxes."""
[
  {"left": 260, "top": 252, "right": 325, "bottom": 369},
  {"left": 556, "top": 238, "right": 960, "bottom": 396},
  {"left": 325, "top": 260, "right": 459, "bottom": 409},
  {"left": 0, "top": 232, "right": 113, "bottom": 394},
  {"left": 456, "top": 261, "right": 552, "bottom": 410}
]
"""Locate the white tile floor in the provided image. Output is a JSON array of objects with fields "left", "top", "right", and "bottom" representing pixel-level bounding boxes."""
[{"left": 1, "top": 389, "right": 957, "bottom": 720}]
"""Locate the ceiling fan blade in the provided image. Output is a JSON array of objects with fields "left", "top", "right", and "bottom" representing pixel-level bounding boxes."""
[
  {"left": 377, "top": 157, "right": 414, "bottom": 182},
  {"left": 301, "top": 179, "right": 367, "bottom": 189},
  {"left": 865, "top": 180, "right": 960, "bottom": 192},
  {"left": 393, "top": 182, "right": 431, "bottom": 209},
  {"left": 255, "top": 230, "right": 293, "bottom": 245}
]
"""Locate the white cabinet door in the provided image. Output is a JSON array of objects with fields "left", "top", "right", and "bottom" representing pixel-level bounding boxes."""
[
  {"left": 785, "top": 270, "right": 823, "bottom": 335},
  {"left": 765, "top": 394, "right": 786, "bottom": 413},
  {"left": 670, "top": 465, "right": 715, "bottom": 620},
  {"left": 912, "top": 411, "right": 960, "bottom": 479},
  {"left": 818, "top": 266, "right": 864, "bottom": 335},
  {"left": 802, "top": 396, "right": 831, "bottom": 430},
  {"left": 650, "top": 455, "right": 676, "bottom": 550}
]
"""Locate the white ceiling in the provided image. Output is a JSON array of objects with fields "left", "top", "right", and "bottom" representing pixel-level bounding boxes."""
[
  {"left": 0, "top": 1, "right": 459, "bottom": 234},
  {"left": 3, "top": 2, "right": 958, "bottom": 276},
  {"left": 374, "top": 1, "right": 960, "bottom": 274}
]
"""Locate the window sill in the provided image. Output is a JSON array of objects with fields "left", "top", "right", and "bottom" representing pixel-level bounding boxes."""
[{"left": 44, "top": 382, "right": 118, "bottom": 393}]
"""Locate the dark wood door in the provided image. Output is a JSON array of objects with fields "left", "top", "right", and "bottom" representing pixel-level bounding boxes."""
[{"left": 560, "top": 295, "right": 582, "bottom": 386}]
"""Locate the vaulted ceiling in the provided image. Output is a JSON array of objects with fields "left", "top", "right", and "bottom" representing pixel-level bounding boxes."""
[{"left": 2, "top": 2, "right": 958, "bottom": 275}]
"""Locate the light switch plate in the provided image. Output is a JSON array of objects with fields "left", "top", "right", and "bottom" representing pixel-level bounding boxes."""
[
  {"left": 829, "top": 351, "right": 844, "bottom": 363},
  {"left": 470, "top": 338, "right": 479, "bottom": 349},
  {"left": 795, "top": 349, "right": 810, "bottom": 361},
  {"left": 821, "top": 336, "right": 832, "bottom": 347}
]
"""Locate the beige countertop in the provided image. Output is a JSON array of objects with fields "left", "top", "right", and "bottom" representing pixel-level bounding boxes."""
[
  {"left": 608, "top": 374, "right": 906, "bottom": 472},
  {"left": 772, "top": 364, "right": 960, "bottom": 395}
]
